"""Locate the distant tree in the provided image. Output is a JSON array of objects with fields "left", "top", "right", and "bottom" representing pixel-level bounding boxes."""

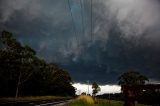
[
  {"left": 81, "top": 92, "right": 86, "bottom": 95},
  {"left": 92, "top": 82, "right": 101, "bottom": 97},
  {"left": 118, "top": 70, "right": 149, "bottom": 85}
]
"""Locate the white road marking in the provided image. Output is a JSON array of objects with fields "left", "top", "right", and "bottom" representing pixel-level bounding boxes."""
[
  {"left": 29, "top": 102, "right": 34, "bottom": 104},
  {"left": 34, "top": 101, "right": 65, "bottom": 106},
  {"left": 51, "top": 102, "right": 66, "bottom": 106}
]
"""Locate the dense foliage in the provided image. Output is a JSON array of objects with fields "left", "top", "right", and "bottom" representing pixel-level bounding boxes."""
[
  {"left": 118, "top": 70, "right": 148, "bottom": 85},
  {"left": 97, "top": 93, "right": 123, "bottom": 101},
  {"left": 117, "top": 70, "right": 160, "bottom": 105},
  {"left": 0, "top": 31, "right": 75, "bottom": 97}
]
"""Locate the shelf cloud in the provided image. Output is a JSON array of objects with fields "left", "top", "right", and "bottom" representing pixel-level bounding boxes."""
[{"left": 0, "top": 0, "right": 160, "bottom": 84}]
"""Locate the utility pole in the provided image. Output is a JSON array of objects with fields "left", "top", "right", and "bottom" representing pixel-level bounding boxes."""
[
  {"left": 109, "top": 93, "right": 111, "bottom": 105},
  {"left": 87, "top": 80, "right": 89, "bottom": 95}
]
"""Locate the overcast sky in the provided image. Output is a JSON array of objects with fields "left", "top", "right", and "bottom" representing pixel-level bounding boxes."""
[{"left": 0, "top": 0, "right": 160, "bottom": 87}]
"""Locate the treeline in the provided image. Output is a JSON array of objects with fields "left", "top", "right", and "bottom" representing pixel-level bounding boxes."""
[
  {"left": 97, "top": 91, "right": 160, "bottom": 105},
  {"left": 97, "top": 93, "right": 123, "bottom": 101},
  {"left": 0, "top": 31, "right": 75, "bottom": 97},
  {"left": 136, "top": 90, "right": 160, "bottom": 105}
]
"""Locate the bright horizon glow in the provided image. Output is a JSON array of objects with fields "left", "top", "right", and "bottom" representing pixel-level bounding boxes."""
[{"left": 73, "top": 83, "right": 121, "bottom": 95}]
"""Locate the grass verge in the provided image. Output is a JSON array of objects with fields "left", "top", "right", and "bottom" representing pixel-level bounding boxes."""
[
  {"left": 0, "top": 96, "right": 71, "bottom": 103},
  {"left": 67, "top": 96, "right": 147, "bottom": 106}
]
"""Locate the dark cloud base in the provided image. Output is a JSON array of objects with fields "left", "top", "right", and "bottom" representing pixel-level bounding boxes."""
[
  {"left": 60, "top": 28, "right": 160, "bottom": 84},
  {"left": 0, "top": 0, "right": 160, "bottom": 84}
]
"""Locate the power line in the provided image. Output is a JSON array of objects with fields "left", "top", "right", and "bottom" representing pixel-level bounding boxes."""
[
  {"left": 90, "top": 0, "right": 93, "bottom": 42},
  {"left": 67, "top": 0, "right": 79, "bottom": 43},
  {"left": 80, "top": 0, "right": 85, "bottom": 37}
]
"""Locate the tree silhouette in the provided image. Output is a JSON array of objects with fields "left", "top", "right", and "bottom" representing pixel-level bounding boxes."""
[
  {"left": 0, "top": 31, "right": 75, "bottom": 97},
  {"left": 118, "top": 70, "right": 148, "bottom": 86},
  {"left": 92, "top": 82, "right": 101, "bottom": 97},
  {"left": 118, "top": 70, "right": 149, "bottom": 106},
  {"left": 0, "top": 31, "right": 37, "bottom": 97}
]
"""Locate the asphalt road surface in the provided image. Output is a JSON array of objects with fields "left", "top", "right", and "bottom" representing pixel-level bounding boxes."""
[{"left": 0, "top": 100, "right": 67, "bottom": 106}]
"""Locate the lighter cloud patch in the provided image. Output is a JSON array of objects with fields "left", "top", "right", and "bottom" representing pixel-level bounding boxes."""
[
  {"left": 0, "top": 0, "right": 32, "bottom": 23},
  {"left": 104, "top": 0, "right": 160, "bottom": 39},
  {"left": 59, "top": 0, "right": 160, "bottom": 62},
  {"left": 73, "top": 83, "right": 121, "bottom": 95}
]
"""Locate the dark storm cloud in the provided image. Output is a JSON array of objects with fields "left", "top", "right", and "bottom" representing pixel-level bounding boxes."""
[{"left": 0, "top": 0, "right": 160, "bottom": 84}]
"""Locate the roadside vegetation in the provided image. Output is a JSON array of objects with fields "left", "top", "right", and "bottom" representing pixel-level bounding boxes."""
[
  {"left": 0, "top": 96, "right": 71, "bottom": 103},
  {"left": 0, "top": 31, "right": 75, "bottom": 97},
  {"left": 67, "top": 96, "right": 147, "bottom": 106}
]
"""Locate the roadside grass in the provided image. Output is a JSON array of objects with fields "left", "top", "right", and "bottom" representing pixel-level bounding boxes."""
[
  {"left": 68, "top": 96, "right": 94, "bottom": 106},
  {"left": 0, "top": 96, "right": 71, "bottom": 103},
  {"left": 77, "top": 95, "right": 94, "bottom": 104},
  {"left": 67, "top": 96, "right": 147, "bottom": 106}
]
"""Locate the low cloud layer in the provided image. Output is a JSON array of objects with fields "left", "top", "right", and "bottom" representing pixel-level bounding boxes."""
[
  {"left": 0, "top": 0, "right": 160, "bottom": 84},
  {"left": 73, "top": 83, "right": 121, "bottom": 95}
]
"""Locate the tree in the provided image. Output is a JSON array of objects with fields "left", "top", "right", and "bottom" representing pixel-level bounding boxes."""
[
  {"left": 92, "top": 82, "right": 101, "bottom": 97},
  {"left": 118, "top": 70, "right": 149, "bottom": 85},
  {"left": 46, "top": 64, "right": 75, "bottom": 96},
  {"left": 81, "top": 92, "right": 86, "bottom": 95},
  {"left": 118, "top": 70, "right": 149, "bottom": 106},
  {"left": 0, "top": 31, "right": 75, "bottom": 97},
  {"left": 0, "top": 31, "right": 37, "bottom": 97},
  {"left": 15, "top": 46, "right": 37, "bottom": 97}
]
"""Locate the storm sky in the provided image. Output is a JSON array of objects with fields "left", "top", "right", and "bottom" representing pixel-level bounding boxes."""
[{"left": 0, "top": 0, "right": 160, "bottom": 85}]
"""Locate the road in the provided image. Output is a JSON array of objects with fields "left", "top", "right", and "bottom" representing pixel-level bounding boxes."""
[{"left": 0, "top": 100, "right": 67, "bottom": 106}]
